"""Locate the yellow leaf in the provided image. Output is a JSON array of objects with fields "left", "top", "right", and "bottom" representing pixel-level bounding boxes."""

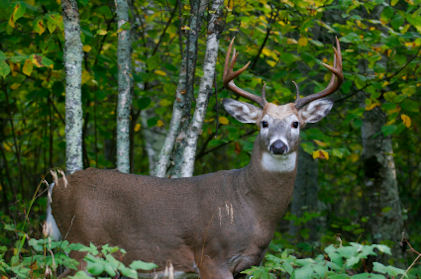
[
  {"left": 401, "top": 114, "right": 411, "bottom": 128},
  {"left": 312, "top": 149, "right": 329, "bottom": 160},
  {"left": 298, "top": 37, "right": 308, "bottom": 47},
  {"left": 83, "top": 45, "right": 92, "bottom": 52},
  {"left": 34, "top": 18, "right": 45, "bottom": 35},
  {"left": 10, "top": 83, "right": 20, "bottom": 90},
  {"left": 314, "top": 140, "right": 327, "bottom": 147},
  {"left": 22, "top": 59, "right": 33, "bottom": 76},
  {"left": 219, "top": 116, "right": 229, "bottom": 125},
  {"left": 365, "top": 102, "right": 380, "bottom": 111},
  {"left": 154, "top": 70, "right": 167, "bottom": 76},
  {"left": 97, "top": 29, "right": 107, "bottom": 35},
  {"left": 31, "top": 54, "right": 43, "bottom": 67},
  {"left": 3, "top": 142, "right": 11, "bottom": 152},
  {"left": 159, "top": 99, "right": 171, "bottom": 106},
  {"left": 287, "top": 38, "right": 297, "bottom": 44},
  {"left": 266, "top": 60, "right": 276, "bottom": 67},
  {"left": 157, "top": 120, "right": 164, "bottom": 127},
  {"left": 350, "top": 153, "right": 359, "bottom": 163},
  {"left": 134, "top": 123, "right": 141, "bottom": 132},
  {"left": 181, "top": 25, "right": 190, "bottom": 31},
  {"left": 82, "top": 69, "right": 91, "bottom": 84},
  {"left": 261, "top": 47, "right": 277, "bottom": 60},
  {"left": 391, "top": 0, "right": 399, "bottom": 5}
]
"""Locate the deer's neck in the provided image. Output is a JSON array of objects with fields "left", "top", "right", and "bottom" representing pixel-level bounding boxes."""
[{"left": 240, "top": 137, "right": 298, "bottom": 222}]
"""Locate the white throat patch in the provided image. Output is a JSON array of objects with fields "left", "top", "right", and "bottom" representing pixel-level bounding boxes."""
[{"left": 261, "top": 151, "right": 297, "bottom": 173}]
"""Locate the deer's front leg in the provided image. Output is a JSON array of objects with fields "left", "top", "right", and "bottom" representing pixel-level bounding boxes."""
[{"left": 198, "top": 257, "right": 233, "bottom": 279}]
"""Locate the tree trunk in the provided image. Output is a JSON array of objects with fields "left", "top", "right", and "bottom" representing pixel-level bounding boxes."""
[
  {"left": 154, "top": 0, "right": 205, "bottom": 177},
  {"left": 154, "top": 55, "right": 187, "bottom": 177},
  {"left": 361, "top": 105, "right": 404, "bottom": 259},
  {"left": 289, "top": 147, "right": 325, "bottom": 243},
  {"left": 116, "top": 0, "right": 132, "bottom": 173},
  {"left": 62, "top": 0, "right": 83, "bottom": 174},
  {"left": 177, "top": 0, "right": 224, "bottom": 178}
]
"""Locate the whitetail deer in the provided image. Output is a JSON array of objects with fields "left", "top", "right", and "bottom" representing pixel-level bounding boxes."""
[{"left": 47, "top": 38, "right": 343, "bottom": 278}]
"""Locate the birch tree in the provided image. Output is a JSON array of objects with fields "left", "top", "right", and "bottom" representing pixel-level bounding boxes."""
[
  {"left": 116, "top": 0, "right": 132, "bottom": 173},
  {"left": 154, "top": 0, "right": 205, "bottom": 177},
  {"left": 62, "top": 0, "right": 83, "bottom": 174},
  {"left": 177, "top": 0, "right": 224, "bottom": 177}
]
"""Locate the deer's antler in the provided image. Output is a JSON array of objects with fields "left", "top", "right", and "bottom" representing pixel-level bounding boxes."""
[
  {"left": 295, "top": 37, "right": 343, "bottom": 109},
  {"left": 223, "top": 38, "right": 267, "bottom": 107}
]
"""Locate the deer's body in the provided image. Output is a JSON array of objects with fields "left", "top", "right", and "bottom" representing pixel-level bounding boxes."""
[
  {"left": 52, "top": 137, "right": 296, "bottom": 277},
  {"left": 48, "top": 38, "right": 343, "bottom": 278}
]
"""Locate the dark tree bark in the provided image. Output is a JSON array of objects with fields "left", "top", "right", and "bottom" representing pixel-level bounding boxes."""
[
  {"left": 361, "top": 106, "right": 404, "bottom": 259},
  {"left": 289, "top": 147, "right": 325, "bottom": 243}
]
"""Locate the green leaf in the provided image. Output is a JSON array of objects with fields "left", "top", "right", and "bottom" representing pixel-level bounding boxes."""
[
  {"left": 0, "top": 60, "right": 10, "bottom": 78},
  {"left": 129, "top": 260, "right": 158, "bottom": 271},
  {"left": 0, "top": 50, "right": 6, "bottom": 60},
  {"left": 351, "top": 273, "right": 385, "bottom": 279},
  {"left": 69, "top": 271, "right": 93, "bottom": 279},
  {"left": 86, "top": 260, "right": 104, "bottom": 275},
  {"left": 118, "top": 265, "right": 138, "bottom": 279},
  {"left": 381, "top": 124, "right": 398, "bottom": 136},
  {"left": 373, "top": 244, "right": 391, "bottom": 255},
  {"left": 45, "top": 13, "right": 62, "bottom": 33},
  {"left": 373, "top": 262, "right": 405, "bottom": 277},
  {"left": 9, "top": 2, "right": 26, "bottom": 27},
  {"left": 33, "top": 18, "right": 45, "bottom": 35}
]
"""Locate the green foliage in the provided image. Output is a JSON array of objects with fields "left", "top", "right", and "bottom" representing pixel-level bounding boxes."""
[
  {"left": 0, "top": 236, "right": 157, "bottom": 279},
  {"left": 243, "top": 242, "right": 407, "bottom": 279},
  {"left": 0, "top": 0, "right": 420, "bottom": 277}
]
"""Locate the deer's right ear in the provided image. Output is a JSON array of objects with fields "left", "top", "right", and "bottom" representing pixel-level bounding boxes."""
[{"left": 223, "top": 98, "right": 262, "bottom": 124}]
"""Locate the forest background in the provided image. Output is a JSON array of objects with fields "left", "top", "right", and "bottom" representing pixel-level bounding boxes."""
[{"left": 0, "top": 0, "right": 420, "bottom": 278}]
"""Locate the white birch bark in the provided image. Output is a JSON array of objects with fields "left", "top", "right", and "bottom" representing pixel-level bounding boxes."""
[
  {"left": 116, "top": 0, "right": 132, "bottom": 173},
  {"left": 177, "top": 0, "right": 224, "bottom": 178},
  {"left": 62, "top": 0, "right": 83, "bottom": 174},
  {"left": 154, "top": 56, "right": 187, "bottom": 177},
  {"left": 170, "top": 0, "right": 206, "bottom": 176}
]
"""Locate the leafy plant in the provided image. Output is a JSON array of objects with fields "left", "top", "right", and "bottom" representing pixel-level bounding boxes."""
[
  {"left": 242, "top": 243, "right": 407, "bottom": 279},
  {"left": 0, "top": 236, "right": 157, "bottom": 279}
]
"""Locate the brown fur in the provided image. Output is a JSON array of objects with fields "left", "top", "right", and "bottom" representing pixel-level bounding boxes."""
[{"left": 52, "top": 137, "right": 296, "bottom": 279}]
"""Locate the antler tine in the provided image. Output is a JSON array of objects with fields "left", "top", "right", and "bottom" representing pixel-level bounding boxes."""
[
  {"left": 292, "top": 81, "right": 300, "bottom": 100},
  {"left": 223, "top": 38, "right": 266, "bottom": 107},
  {"left": 295, "top": 37, "right": 344, "bottom": 109}
]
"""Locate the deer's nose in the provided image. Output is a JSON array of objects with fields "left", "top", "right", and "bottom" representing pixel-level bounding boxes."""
[{"left": 270, "top": 140, "right": 288, "bottom": 155}]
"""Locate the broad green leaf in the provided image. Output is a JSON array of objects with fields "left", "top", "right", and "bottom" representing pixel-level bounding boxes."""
[
  {"left": 9, "top": 2, "right": 26, "bottom": 28},
  {"left": 0, "top": 50, "right": 6, "bottom": 60},
  {"left": 46, "top": 13, "right": 62, "bottom": 33},
  {"left": 373, "top": 262, "right": 406, "bottom": 277},
  {"left": 351, "top": 273, "right": 385, "bottom": 279},
  {"left": 129, "top": 260, "right": 158, "bottom": 271},
  {"left": 0, "top": 60, "right": 10, "bottom": 78},
  {"left": 33, "top": 18, "right": 45, "bottom": 35},
  {"left": 69, "top": 271, "right": 92, "bottom": 279},
  {"left": 86, "top": 260, "right": 104, "bottom": 275}
]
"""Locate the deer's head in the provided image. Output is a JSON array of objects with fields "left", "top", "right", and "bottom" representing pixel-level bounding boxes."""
[{"left": 222, "top": 38, "right": 343, "bottom": 157}]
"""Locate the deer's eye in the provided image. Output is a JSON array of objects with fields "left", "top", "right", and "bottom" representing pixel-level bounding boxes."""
[
  {"left": 261, "top": 121, "right": 269, "bottom": 128},
  {"left": 292, "top": 121, "right": 299, "bottom": 128}
]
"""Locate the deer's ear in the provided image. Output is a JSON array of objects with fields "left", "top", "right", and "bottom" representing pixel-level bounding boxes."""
[
  {"left": 223, "top": 98, "right": 262, "bottom": 124},
  {"left": 298, "top": 99, "right": 333, "bottom": 124}
]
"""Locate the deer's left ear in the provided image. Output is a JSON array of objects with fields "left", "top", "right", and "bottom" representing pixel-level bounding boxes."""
[{"left": 298, "top": 99, "right": 333, "bottom": 124}]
